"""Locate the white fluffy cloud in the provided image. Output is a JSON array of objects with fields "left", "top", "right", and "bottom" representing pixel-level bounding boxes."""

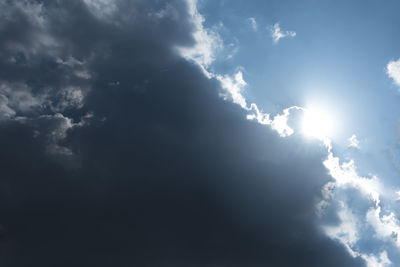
[
  {"left": 323, "top": 155, "right": 382, "bottom": 205},
  {"left": 271, "top": 23, "right": 296, "bottom": 44},
  {"left": 387, "top": 58, "right": 400, "bottom": 86}
]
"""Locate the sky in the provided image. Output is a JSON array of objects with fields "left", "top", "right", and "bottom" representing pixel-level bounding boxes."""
[{"left": 1, "top": 0, "right": 400, "bottom": 266}]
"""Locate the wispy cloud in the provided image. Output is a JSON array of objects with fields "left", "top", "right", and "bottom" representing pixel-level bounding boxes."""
[
  {"left": 348, "top": 134, "right": 360, "bottom": 149},
  {"left": 247, "top": 17, "right": 257, "bottom": 31},
  {"left": 270, "top": 23, "right": 296, "bottom": 44}
]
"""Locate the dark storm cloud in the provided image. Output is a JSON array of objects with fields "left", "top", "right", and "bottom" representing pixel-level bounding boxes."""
[{"left": 0, "top": 0, "right": 364, "bottom": 266}]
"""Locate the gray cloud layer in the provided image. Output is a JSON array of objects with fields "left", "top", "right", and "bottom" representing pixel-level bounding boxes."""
[{"left": 0, "top": 1, "right": 364, "bottom": 266}]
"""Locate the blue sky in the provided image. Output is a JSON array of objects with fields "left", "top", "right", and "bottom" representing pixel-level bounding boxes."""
[
  {"left": 197, "top": 0, "right": 400, "bottom": 185},
  {"left": 202, "top": 0, "right": 400, "bottom": 140}
]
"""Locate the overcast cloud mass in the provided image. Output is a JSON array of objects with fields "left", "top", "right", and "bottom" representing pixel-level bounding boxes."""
[{"left": 1, "top": 0, "right": 400, "bottom": 266}]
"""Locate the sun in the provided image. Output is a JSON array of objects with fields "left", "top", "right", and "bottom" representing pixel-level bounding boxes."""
[{"left": 301, "top": 107, "right": 334, "bottom": 140}]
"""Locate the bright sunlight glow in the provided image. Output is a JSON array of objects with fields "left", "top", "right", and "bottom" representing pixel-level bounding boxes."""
[{"left": 301, "top": 107, "right": 334, "bottom": 140}]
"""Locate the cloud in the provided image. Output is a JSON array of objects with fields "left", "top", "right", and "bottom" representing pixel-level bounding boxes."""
[
  {"left": 348, "top": 134, "right": 360, "bottom": 149},
  {"left": 324, "top": 202, "right": 359, "bottom": 248},
  {"left": 216, "top": 71, "right": 248, "bottom": 108},
  {"left": 319, "top": 146, "right": 400, "bottom": 266},
  {"left": 271, "top": 23, "right": 296, "bottom": 44},
  {"left": 0, "top": 0, "right": 387, "bottom": 266},
  {"left": 270, "top": 106, "right": 302, "bottom": 137},
  {"left": 83, "top": 0, "right": 117, "bottom": 18},
  {"left": 0, "top": 82, "right": 47, "bottom": 119},
  {"left": 323, "top": 202, "right": 391, "bottom": 267},
  {"left": 387, "top": 58, "right": 400, "bottom": 86},
  {"left": 160, "top": 3, "right": 400, "bottom": 267},
  {"left": 0, "top": 0, "right": 58, "bottom": 58},
  {"left": 175, "top": 4, "right": 302, "bottom": 141},
  {"left": 323, "top": 155, "right": 382, "bottom": 205},
  {"left": 366, "top": 205, "right": 400, "bottom": 248},
  {"left": 247, "top": 17, "right": 258, "bottom": 31},
  {"left": 177, "top": 0, "right": 223, "bottom": 67},
  {"left": 362, "top": 252, "right": 391, "bottom": 267}
]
